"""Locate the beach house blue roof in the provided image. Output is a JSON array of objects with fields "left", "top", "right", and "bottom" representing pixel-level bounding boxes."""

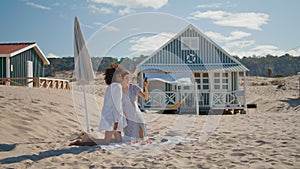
[{"left": 137, "top": 24, "right": 249, "bottom": 72}]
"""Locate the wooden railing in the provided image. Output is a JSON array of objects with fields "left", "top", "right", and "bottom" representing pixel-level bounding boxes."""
[
  {"left": 143, "top": 90, "right": 246, "bottom": 110},
  {"left": 0, "top": 77, "right": 71, "bottom": 90}
]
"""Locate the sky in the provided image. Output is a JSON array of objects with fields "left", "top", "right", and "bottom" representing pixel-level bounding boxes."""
[{"left": 0, "top": 0, "right": 299, "bottom": 59}]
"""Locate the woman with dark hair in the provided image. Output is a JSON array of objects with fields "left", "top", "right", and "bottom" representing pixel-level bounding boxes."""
[
  {"left": 98, "top": 63, "right": 128, "bottom": 144},
  {"left": 70, "top": 63, "right": 127, "bottom": 146},
  {"left": 70, "top": 64, "right": 149, "bottom": 146}
]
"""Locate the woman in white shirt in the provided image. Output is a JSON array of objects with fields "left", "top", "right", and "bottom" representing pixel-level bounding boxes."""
[{"left": 98, "top": 64, "right": 128, "bottom": 144}]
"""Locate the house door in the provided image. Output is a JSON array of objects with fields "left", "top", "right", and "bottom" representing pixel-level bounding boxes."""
[
  {"left": 194, "top": 72, "right": 210, "bottom": 107},
  {"left": 179, "top": 84, "right": 197, "bottom": 113}
]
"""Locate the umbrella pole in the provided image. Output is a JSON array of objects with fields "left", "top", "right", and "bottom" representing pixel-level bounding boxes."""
[{"left": 83, "top": 85, "right": 90, "bottom": 132}]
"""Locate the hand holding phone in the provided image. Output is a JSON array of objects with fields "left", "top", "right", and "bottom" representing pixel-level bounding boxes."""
[{"left": 143, "top": 77, "right": 149, "bottom": 88}]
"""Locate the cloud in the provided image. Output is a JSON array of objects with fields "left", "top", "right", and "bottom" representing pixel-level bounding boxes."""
[
  {"left": 129, "top": 32, "right": 175, "bottom": 55},
  {"left": 205, "top": 31, "right": 251, "bottom": 42},
  {"left": 103, "top": 25, "right": 120, "bottom": 31},
  {"left": 250, "top": 45, "right": 282, "bottom": 53},
  {"left": 89, "top": 0, "right": 168, "bottom": 9},
  {"left": 118, "top": 8, "right": 135, "bottom": 16},
  {"left": 93, "top": 22, "right": 120, "bottom": 31},
  {"left": 250, "top": 45, "right": 286, "bottom": 56},
  {"left": 81, "top": 23, "right": 94, "bottom": 29},
  {"left": 197, "top": 2, "right": 236, "bottom": 8},
  {"left": 46, "top": 53, "right": 60, "bottom": 58},
  {"left": 223, "top": 41, "right": 300, "bottom": 57},
  {"left": 25, "top": 2, "right": 51, "bottom": 10},
  {"left": 287, "top": 47, "right": 300, "bottom": 56},
  {"left": 189, "top": 10, "right": 269, "bottom": 30},
  {"left": 224, "top": 40, "right": 255, "bottom": 51},
  {"left": 93, "top": 22, "right": 104, "bottom": 26},
  {"left": 228, "top": 44, "right": 288, "bottom": 57},
  {"left": 88, "top": 4, "right": 113, "bottom": 14}
]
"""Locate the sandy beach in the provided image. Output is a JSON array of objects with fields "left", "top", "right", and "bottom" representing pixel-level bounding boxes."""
[{"left": 0, "top": 75, "right": 299, "bottom": 168}]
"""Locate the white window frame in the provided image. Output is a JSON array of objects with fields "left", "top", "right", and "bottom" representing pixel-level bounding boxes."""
[
  {"left": 194, "top": 72, "right": 209, "bottom": 90},
  {"left": 213, "top": 72, "right": 229, "bottom": 90}
]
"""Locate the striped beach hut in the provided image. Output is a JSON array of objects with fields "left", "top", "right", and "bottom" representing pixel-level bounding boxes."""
[
  {"left": 0, "top": 42, "right": 50, "bottom": 84},
  {"left": 136, "top": 24, "right": 249, "bottom": 114}
]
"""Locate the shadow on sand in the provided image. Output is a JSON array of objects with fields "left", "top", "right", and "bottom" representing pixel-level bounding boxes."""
[
  {"left": 0, "top": 145, "right": 99, "bottom": 164},
  {"left": 0, "top": 144, "right": 17, "bottom": 152},
  {"left": 280, "top": 98, "right": 300, "bottom": 108}
]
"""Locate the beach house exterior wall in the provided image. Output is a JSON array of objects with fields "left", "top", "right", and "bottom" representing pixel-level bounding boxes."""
[
  {"left": 136, "top": 24, "right": 249, "bottom": 114},
  {"left": 0, "top": 42, "right": 50, "bottom": 84}
]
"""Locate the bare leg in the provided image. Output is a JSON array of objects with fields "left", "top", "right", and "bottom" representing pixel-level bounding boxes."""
[
  {"left": 112, "top": 122, "right": 122, "bottom": 143},
  {"left": 139, "top": 125, "right": 144, "bottom": 140},
  {"left": 90, "top": 131, "right": 123, "bottom": 145},
  {"left": 93, "top": 131, "right": 114, "bottom": 145},
  {"left": 70, "top": 131, "right": 122, "bottom": 146},
  {"left": 104, "top": 131, "right": 114, "bottom": 144},
  {"left": 113, "top": 131, "right": 122, "bottom": 143}
]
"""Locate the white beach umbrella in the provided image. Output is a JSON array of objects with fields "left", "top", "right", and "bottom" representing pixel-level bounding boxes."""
[
  {"left": 74, "top": 16, "right": 95, "bottom": 132},
  {"left": 74, "top": 16, "right": 95, "bottom": 84}
]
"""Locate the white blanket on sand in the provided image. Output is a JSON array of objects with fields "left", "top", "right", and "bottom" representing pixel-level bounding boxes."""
[
  {"left": 92, "top": 135, "right": 196, "bottom": 157},
  {"left": 99, "top": 136, "right": 196, "bottom": 150}
]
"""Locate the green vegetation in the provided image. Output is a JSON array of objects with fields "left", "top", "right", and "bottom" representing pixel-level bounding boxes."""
[
  {"left": 238, "top": 54, "right": 300, "bottom": 77},
  {"left": 45, "top": 54, "right": 300, "bottom": 77},
  {"left": 44, "top": 55, "right": 148, "bottom": 76}
]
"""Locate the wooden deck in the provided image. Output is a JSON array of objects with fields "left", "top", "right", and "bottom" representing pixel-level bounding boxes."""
[{"left": 0, "top": 77, "right": 71, "bottom": 90}]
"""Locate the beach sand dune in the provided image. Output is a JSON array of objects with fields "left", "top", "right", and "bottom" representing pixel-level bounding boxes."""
[{"left": 0, "top": 75, "right": 299, "bottom": 168}]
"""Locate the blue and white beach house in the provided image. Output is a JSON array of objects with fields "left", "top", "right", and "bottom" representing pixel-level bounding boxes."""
[{"left": 136, "top": 25, "right": 249, "bottom": 114}]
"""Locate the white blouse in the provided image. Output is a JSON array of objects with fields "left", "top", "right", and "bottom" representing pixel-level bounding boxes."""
[{"left": 98, "top": 82, "right": 127, "bottom": 131}]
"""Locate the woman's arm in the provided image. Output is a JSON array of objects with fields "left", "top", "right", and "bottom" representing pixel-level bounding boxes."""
[{"left": 138, "top": 81, "right": 149, "bottom": 100}]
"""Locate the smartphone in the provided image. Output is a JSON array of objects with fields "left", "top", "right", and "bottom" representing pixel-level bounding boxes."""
[{"left": 144, "top": 77, "right": 148, "bottom": 82}]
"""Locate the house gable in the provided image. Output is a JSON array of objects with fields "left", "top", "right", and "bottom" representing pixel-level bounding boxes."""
[
  {"left": 0, "top": 42, "right": 50, "bottom": 65},
  {"left": 0, "top": 42, "right": 50, "bottom": 78},
  {"left": 138, "top": 24, "right": 248, "bottom": 72},
  {"left": 10, "top": 48, "right": 45, "bottom": 78}
]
